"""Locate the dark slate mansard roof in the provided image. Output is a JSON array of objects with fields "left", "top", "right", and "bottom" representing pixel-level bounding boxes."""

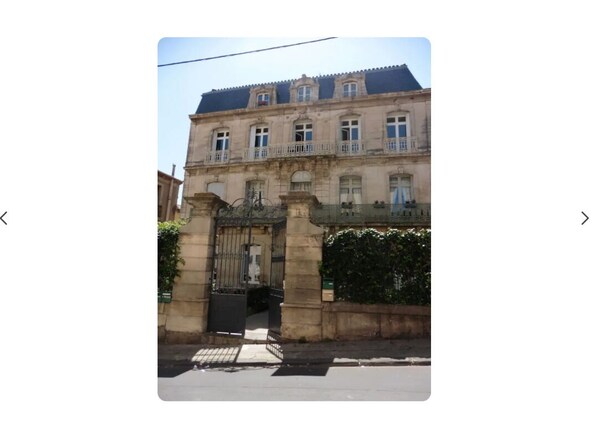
[{"left": 195, "top": 64, "right": 423, "bottom": 114}]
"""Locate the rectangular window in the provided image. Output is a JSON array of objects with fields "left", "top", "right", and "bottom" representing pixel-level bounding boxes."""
[
  {"left": 294, "top": 123, "right": 313, "bottom": 142},
  {"left": 390, "top": 176, "right": 413, "bottom": 206},
  {"left": 386, "top": 115, "right": 409, "bottom": 151},
  {"left": 343, "top": 82, "right": 357, "bottom": 97},
  {"left": 246, "top": 180, "right": 265, "bottom": 201},
  {"left": 297, "top": 86, "right": 311, "bottom": 102},
  {"left": 254, "top": 127, "right": 268, "bottom": 147},
  {"left": 257, "top": 93, "right": 269, "bottom": 106},
  {"left": 340, "top": 177, "right": 362, "bottom": 204},
  {"left": 341, "top": 119, "right": 359, "bottom": 141},
  {"left": 215, "top": 131, "right": 229, "bottom": 151}
]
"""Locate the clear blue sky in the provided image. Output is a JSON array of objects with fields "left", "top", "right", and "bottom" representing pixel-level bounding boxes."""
[{"left": 157, "top": 37, "right": 431, "bottom": 201}]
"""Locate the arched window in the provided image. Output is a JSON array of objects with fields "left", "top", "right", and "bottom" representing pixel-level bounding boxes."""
[{"left": 291, "top": 171, "right": 312, "bottom": 193}]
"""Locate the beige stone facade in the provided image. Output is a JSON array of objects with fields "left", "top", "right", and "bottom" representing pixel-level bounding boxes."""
[{"left": 181, "top": 70, "right": 430, "bottom": 218}]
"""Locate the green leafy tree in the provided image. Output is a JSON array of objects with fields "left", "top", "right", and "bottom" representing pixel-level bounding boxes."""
[{"left": 158, "top": 221, "right": 185, "bottom": 293}]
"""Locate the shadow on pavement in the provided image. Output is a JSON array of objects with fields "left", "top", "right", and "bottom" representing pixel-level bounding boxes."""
[
  {"left": 271, "top": 365, "right": 330, "bottom": 376},
  {"left": 158, "top": 366, "right": 192, "bottom": 378}
]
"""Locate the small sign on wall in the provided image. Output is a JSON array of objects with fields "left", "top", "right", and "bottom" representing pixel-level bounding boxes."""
[{"left": 322, "top": 289, "right": 334, "bottom": 302}]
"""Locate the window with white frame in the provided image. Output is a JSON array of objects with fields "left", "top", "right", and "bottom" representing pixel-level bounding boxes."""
[
  {"left": 246, "top": 180, "right": 265, "bottom": 202},
  {"left": 254, "top": 126, "right": 268, "bottom": 147},
  {"left": 386, "top": 115, "right": 410, "bottom": 151},
  {"left": 250, "top": 125, "right": 269, "bottom": 159},
  {"left": 257, "top": 93, "right": 270, "bottom": 106},
  {"left": 389, "top": 175, "right": 413, "bottom": 206},
  {"left": 291, "top": 171, "right": 312, "bottom": 193},
  {"left": 297, "top": 85, "right": 311, "bottom": 102},
  {"left": 343, "top": 82, "right": 357, "bottom": 97},
  {"left": 339, "top": 176, "right": 362, "bottom": 205},
  {"left": 341, "top": 119, "right": 359, "bottom": 141},
  {"left": 211, "top": 130, "right": 230, "bottom": 162},
  {"left": 294, "top": 122, "right": 313, "bottom": 142}
]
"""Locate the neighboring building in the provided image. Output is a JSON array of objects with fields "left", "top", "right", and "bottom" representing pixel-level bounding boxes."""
[
  {"left": 158, "top": 168, "right": 183, "bottom": 222},
  {"left": 181, "top": 64, "right": 430, "bottom": 232}
]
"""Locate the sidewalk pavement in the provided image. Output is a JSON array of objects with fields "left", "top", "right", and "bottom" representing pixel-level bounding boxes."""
[{"left": 158, "top": 338, "right": 431, "bottom": 368}]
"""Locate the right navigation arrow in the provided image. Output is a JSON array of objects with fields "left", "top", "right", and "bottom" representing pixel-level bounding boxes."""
[{"left": 582, "top": 211, "right": 589, "bottom": 225}]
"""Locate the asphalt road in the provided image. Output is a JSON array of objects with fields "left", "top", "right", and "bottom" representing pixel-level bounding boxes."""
[{"left": 158, "top": 365, "right": 430, "bottom": 401}]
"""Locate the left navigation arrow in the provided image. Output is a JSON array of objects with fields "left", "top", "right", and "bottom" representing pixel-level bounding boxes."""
[{"left": 0, "top": 211, "right": 6, "bottom": 225}]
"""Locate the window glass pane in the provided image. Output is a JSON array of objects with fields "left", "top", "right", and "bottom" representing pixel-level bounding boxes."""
[
  {"left": 398, "top": 116, "right": 406, "bottom": 122},
  {"left": 342, "top": 121, "right": 349, "bottom": 126},
  {"left": 342, "top": 129, "right": 349, "bottom": 141},
  {"left": 263, "top": 128, "right": 268, "bottom": 133},
  {"left": 387, "top": 117, "right": 395, "bottom": 123},
  {"left": 262, "top": 135, "right": 268, "bottom": 146},
  {"left": 351, "top": 128, "right": 359, "bottom": 140},
  {"left": 351, "top": 120, "right": 358, "bottom": 125},
  {"left": 305, "top": 131, "right": 312, "bottom": 141},
  {"left": 306, "top": 123, "right": 312, "bottom": 129},
  {"left": 399, "top": 124, "right": 407, "bottom": 138},
  {"left": 387, "top": 125, "right": 396, "bottom": 138}
]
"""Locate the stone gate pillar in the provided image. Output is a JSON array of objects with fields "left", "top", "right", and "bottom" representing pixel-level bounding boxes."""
[
  {"left": 279, "top": 192, "right": 325, "bottom": 341},
  {"left": 164, "top": 193, "right": 226, "bottom": 343}
]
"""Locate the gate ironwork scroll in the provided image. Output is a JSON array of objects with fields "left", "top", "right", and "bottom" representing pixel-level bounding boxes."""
[{"left": 207, "top": 194, "right": 286, "bottom": 336}]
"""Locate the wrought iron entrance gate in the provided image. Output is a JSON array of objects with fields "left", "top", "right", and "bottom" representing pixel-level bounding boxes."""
[
  {"left": 207, "top": 197, "right": 286, "bottom": 336},
  {"left": 268, "top": 220, "right": 286, "bottom": 335}
]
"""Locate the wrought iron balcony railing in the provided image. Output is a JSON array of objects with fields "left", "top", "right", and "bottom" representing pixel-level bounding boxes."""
[{"left": 310, "top": 203, "right": 431, "bottom": 226}]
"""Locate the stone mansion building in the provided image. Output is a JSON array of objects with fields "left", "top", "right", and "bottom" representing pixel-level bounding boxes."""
[
  {"left": 161, "top": 64, "right": 431, "bottom": 342},
  {"left": 180, "top": 64, "right": 431, "bottom": 229}
]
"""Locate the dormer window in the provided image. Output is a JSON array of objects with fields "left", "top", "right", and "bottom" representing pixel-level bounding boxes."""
[
  {"left": 297, "top": 86, "right": 311, "bottom": 102},
  {"left": 257, "top": 93, "right": 270, "bottom": 106},
  {"left": 333, "top": 73, "right": 366, "bottom": 99},
  {"left": 343, "top": 82, "right": 357, "bottom": 97},
  {"left": 289, "top": 75, "right": 319, "bottom": 103}
]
